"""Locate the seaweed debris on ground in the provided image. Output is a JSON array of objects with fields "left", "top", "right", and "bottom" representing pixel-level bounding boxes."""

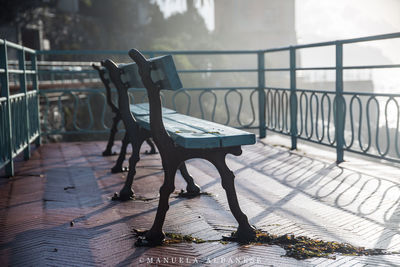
[
  {"left": 223, "top": 230, "right": 396, "bottom": 260},
  {"left": 164, "top": 233, "right": 207, "bottom": 244},
  {"left": 132, "top": 227, "right": 398, "bottom": 260},
  {"left": 132, "top": 229, "right": 220, "bottom": 245}
]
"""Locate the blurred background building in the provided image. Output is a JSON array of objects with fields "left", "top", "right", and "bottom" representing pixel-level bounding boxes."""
[{"left": 215, "top": 0, "right": 297, "bottom": 50}]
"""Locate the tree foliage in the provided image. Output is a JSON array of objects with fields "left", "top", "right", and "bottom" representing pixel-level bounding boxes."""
[
  {"left": 1, "top": 0, "right": 215, "bottom": 52},
  {"left": 0, "top": 0, "right": 53, "bottom": 25}
]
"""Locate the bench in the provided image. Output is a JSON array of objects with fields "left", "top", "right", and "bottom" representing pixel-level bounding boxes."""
[
  {"left": 103, "top": 49, "right": 257, "bottom": 246},
  {"left": 93, "top": 63, "right": 201, "bottom": 200}
]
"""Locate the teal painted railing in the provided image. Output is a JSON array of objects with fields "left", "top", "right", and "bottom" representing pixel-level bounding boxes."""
[
  {"left": 1, "top": 33, "right": 400, "bottom": 177},
  {"left": 263, "top": 32, "right": 400, "bottom": 163},
  {"left": 0, "top": 39, "right": 41, "bottom": 176}
]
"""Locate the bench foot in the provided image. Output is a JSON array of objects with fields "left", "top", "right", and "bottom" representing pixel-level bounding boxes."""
[
  {"left": 134, "top": 229, "right": 165, "bottom": 247},
  {"left": 186, "top": 185, "right": 201, "bottom": 195},
  {"left": 102, "top": 150, "right": 117, "bottom": 156},
  {"left": 144, "top": 150, "right": 157, "bottom": 155},
  {"left": 111, "top": 165, "right": 129, "bottom": 173},
  {"left": 222, "top": 225, "right": 257, "bottom": 243},
  {"left": 112, "top": 187, "right": 135, "bottom": 201},
  {"left": 177, "top": 190, "right": 202, "bottom": 198}
]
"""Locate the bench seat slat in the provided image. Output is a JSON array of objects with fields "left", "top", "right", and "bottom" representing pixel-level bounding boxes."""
[
  {"left": 130, "top": 104, "right": 256, "bottom": 149},
  {"left": 130, "top": 103, "right": 176, "bottom": 116},
  {"left": 164, "top": 113, "right": 256, "bottom": 147}
]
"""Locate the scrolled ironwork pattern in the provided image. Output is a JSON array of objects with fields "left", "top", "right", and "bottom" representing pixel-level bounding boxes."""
[
  {"left": 169, "top": 87, "right": 258, "bottom": 129},
  {"left": 264, "top": 87, "right": 400, "bottom": 162},
  {"left": 265, "top": 88, "right": 291, "bottom": 135},
  {"left": 344, "top": 92, "right": 400, "bottom": 161},
  {"left": 40, "top": 88, "right": 114, "bottom": 136}
]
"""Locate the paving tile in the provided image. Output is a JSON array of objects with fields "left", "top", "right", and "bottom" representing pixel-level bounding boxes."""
[{"left": 1, "top": 139, "right": 400, "bottom": 266}]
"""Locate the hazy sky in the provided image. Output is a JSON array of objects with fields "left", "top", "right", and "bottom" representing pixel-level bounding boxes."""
[
  {"left": 154, "top": 0, "right": 400, "bottom": 91},
  {"left": 295, "top": 0, "right": 400, "bottom": 93},
  {"left": 155, "top": 0, "right": 399, "bottom": 44},
  {"left": 296, "top": 0, "right": 400, "bottom": 41},
  {"left": 296, "top": 0, "right": 400, "bottom": 63}
]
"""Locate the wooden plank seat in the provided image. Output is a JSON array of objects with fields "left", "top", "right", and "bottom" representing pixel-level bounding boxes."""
[
  {"left": 130, "top": 103, "right": 255, "bottom": 149},
  {"left": 93, "top": 65, "right": 201, "bottom": 200},
  {"left": 103, "top": 49, "right": 257, "bottom": 246}
]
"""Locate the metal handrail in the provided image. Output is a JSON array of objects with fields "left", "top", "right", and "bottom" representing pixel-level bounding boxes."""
[{"left": 0, "top": 39, "right": 40, "bottom": 177}]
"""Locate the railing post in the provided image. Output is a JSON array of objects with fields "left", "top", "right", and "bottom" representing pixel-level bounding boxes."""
[
  {"left": 257, "top": 51, "right": 266, "bottom": 138},
  {"left": 0, "top": 41, "right": 14, "bottom": 176},
  {"left": 335, "top": 42, "right": 345, "bottom": 163},
  {"left": 18, "top": 48, "right": 31, "bottom": 159},
  {"left": 289, "top": 47, "right": 298, "bottom": 150},
  {"left": 32, "top": 53, "right": 41, "bottom": 146}
]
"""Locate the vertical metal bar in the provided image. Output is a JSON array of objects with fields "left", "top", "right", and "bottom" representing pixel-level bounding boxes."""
[
  {"left": 335, "top": 42, "right": 345, "bottom": 163},
  {"left": 31, "top": 53, "right": 41, "bottom": 146},
  {"left": 289, "top": 47, "right": 298, "bottom": 150},
  {"left": 18, "top": 48, "right": 31, "bottom": 159},
  {"left": 0, "top": 41, "right": 14, "bottom": 176},
  {"left": 257, "top": 51, "right": 266, "bottom": 138}
]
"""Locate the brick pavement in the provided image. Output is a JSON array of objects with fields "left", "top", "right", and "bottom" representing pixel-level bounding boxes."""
[{"left": 1, "top": 139, "right": 400, "bottom": 266}]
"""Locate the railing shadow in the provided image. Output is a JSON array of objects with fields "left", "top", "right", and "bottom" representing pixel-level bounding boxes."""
[{"left": 229, "top": 140, "right": 400, "bottom": 250}]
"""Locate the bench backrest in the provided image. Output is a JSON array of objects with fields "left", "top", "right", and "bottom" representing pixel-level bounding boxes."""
[{"left": 118, "top": 55, "right": 182, "bottom": 91}]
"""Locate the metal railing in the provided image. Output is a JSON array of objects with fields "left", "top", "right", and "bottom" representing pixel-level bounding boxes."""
[
  {"left": 0, "top": 39, "right": 41, "bottom": 176},
  {"left": 1, "top": 32, "right": 400, "bottom": 177},
  {"left": 35, "top": 33, "right": 400, "bottom": 164},
  {"left": 263, "top": 32, "right": 400, "bottom": 163}
]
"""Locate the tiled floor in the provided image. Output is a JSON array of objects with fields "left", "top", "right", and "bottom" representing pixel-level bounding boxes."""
[{"left": 1, "top": 138, "right": 400, "bottom": 266}]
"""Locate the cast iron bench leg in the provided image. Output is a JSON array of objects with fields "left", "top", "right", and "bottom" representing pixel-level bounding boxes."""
[
  {"left": 111, "top": 132, "right": 130, "bottom": 173},
  {"left": 112, "top": 133, "right": 157, "bottom": 173},
  {"left": 210, "top": 153, "right": 255, "bottom": 239},
  {"left": 136, "top": 150, "right": 255, "bottom": 246},
  {"left": 102, "top": 113, "right": 120, "bottom": 156},
  {"left": 113, "top": 127, "right": 150, "bottom": 201},
  {"left": 92, "top": 63, "right": 120, "bottom": 157},
  {"left": 178, "top": 163, "right": 200, "bottom": 195},
  {"left": 138, "top": 160, "right": 179, "bottom": 245},
  {"left": 145, "top": 138, "right": 157, "bottom": 154},
  {"left": 112, "top": 134, "right": 157, "bottom": 173}
]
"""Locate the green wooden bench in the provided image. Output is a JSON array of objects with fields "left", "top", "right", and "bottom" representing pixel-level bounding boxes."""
[{"left": 103, "top": 49, "right": 256, "bottom": 246}]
